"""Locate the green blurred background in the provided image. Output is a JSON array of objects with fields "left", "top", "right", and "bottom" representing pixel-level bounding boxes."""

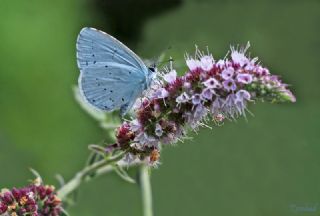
[{"left": 0, "top": 0, "right": 319, "bottom": 215}]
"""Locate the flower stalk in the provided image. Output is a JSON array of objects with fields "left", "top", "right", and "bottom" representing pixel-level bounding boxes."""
[
  {"left": 140, "top": 165, "right": 153, "bottom": 216},
  {"left": 57, "top": 151, "right": 126, "bottom": 201}
]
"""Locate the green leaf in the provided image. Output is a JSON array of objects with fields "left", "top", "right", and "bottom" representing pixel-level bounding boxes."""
[{"left": 113, "top": 164, "right": 136, "bottom": 184}]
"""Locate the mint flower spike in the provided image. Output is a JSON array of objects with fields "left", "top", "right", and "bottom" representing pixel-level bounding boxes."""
[
  {"left": 114, "top": 43, "right": 296, "bottom": 166},
  {"left": 0, "top": 178, "right": 63, "bottom": 216}
]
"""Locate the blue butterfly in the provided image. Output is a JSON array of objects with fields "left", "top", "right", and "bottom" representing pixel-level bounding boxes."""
[{"left": 76, "top": 27, "right": 155, "bottom": 116}]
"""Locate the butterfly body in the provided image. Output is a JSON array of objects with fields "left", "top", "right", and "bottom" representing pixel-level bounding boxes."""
[{"left": 76, "top": 27, "right": 154, "bottom": 115}]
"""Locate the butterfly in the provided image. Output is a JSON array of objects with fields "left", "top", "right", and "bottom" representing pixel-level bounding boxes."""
[{"left": 76, "top": 27, "right": 156, "bottom": 116}]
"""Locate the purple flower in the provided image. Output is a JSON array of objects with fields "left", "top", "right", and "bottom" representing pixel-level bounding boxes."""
[
  {"left": 221, "top": 67, "right": 234, "bottom": 80},
  {"left": 176, "top": 92, "right": 190, "bottom": 104},
  {"left": 234, "top": 90, "right": 251, "bottom": 115},
  {"left": 236, "top": 90, "right": 251, "bottom": 101},
  {"left": 236, "top": 73, "right": 253, "bottom": 84},
  {"left": 122, "top": 153, "right": 137, "bottom": 164},
  {"left": 230, "top": 42, "right": 251, "bottom": 66},
  {"left": 130, "top": 119, "right": 141, "bottom": 132},
  {"left": 222, "top": 93, "right": 237, "bottom": 117},
  {"left": 231, "top": 52, "right": 248, "bottom": 66},
  {"left": 155, "top": 123, "right": 163, "bottom": 137},
  {"left": 183, "top": 82, "right": 191, "bottom": 89},
  {"left": 163, "top": 70, "right": 177, "bottom": 83},
  {"left": 216, "top": 59, "right": 225, "bottom": 69},
  {"left": 255, "top": 66, "right": 270, "bottom": 76},
  {"left": 200, "top": 55, "right": 214, "bottom": 71},
  {"left": 154, "top": 88, "right": 169, "bottom": 99},
  {"left": 222, "top": 79, "right": 237, "bottom": 92},
  {"left": 201, "top": 88, "right": 214, "bottom": 100},
  {"left": 161, "top": 133, "right": 177, "bottom": 145},
  {"left": 134, "top": 132, "right": 158, "bottom": 147},
  {"left": 210, "top": 97, "right": 224, "bottom": 115},
  {"left": 186, "top": 58, "right": 200, "bottom": 71},
  {"left": 193, "top": 103, "right": 207, "bottom": 123},
  {"left": 203, "top": 77, "right": 221, "bottom": 89},
  {"left": 192, "top": 94, "right": 202, "bottom": 105}
]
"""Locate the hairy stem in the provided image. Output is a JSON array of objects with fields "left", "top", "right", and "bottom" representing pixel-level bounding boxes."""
[{"left": 140, "top": 165, "right": 153, "bottom": 216}]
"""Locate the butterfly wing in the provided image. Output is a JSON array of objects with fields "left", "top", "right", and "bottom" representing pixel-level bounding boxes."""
[{"left": 77, "top": 27, "right": 149, "bottom": 115}]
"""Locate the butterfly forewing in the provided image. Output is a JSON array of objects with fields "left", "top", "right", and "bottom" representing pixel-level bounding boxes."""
[{"left": 76, "top": 27, "right": 149, "bottom": 114}]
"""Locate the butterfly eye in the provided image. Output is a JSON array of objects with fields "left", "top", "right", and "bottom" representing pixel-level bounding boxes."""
[{"left": 149, "top": 67, "right": 155, "bottom": 72}]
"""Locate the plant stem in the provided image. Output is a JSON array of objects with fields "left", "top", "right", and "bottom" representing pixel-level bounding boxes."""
[
  {"left": 57, "top": 152, "right": 125, "bottom": 200},
  {"left": 140, "top": 165, "right": 153, "bottom": 216}
]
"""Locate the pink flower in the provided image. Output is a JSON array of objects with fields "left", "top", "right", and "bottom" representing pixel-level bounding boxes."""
[
  {"left": 221, "top": 67, "right": 234, "bottom": 80},
  {"left": 203, "top": 77, "right": 221, "bottom": 89},
  {"left": 134, "top": 132, "right": 158, "bottom": 147},
  {"left": 216, "top": 59, "right": 225, "bottom": 69},
  {"left": 201, "top": 88, "right": 214, "bottom": 100},
  {"left": 222, "top": 79, "right": 237, "bottom": 92},
  {"left": 186, "top": 58, "right": 201, "bottom": 71},
  {"left": 210, "top": 97, "right": 224, "bottom": 115},
  {"left": 192, "top": 94, "right": 202, "bottom": 105},
  {"left": 163, "top": 70, "right": 177, "bottom": 83},
  {"left": 235, "top": 90, "right": 251, "bottom": 115},
  {"left": 130, "top": 119, "right": 141, "bottom": 132},
  {"left": 200, "top": 55, "right": 214, "bottom": 71},
  {"left": 235, "top": 90, "right": 251, "bottom": 103},
  {"left": 236, "top": 73, "right": 253, "bottom": 84},
  {"left": 231, "top": 42, "right": 251, "bottom": 66},
  {"left": 155, "top": 123, "right": 163, "bottom": 137},
  {"left": 176, "top": 92, "right": 190, "bottom": 104},
  {"left": 183, "top": 82, "right": 191, "bottom": 89},
  {"left": 154, "top": 88, "right": 169, "bottom": 98}
]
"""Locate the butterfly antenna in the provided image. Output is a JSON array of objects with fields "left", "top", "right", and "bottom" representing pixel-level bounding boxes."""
[{"left": 156, "top": 57, "right": 174, "bottom": 69}]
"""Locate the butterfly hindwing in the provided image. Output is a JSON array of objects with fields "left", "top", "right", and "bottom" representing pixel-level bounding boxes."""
[
  {"left": 79, "top": 63, "right": 143, "bottom": 112},
  {"left": 76, "top": 27, "right": 149, "bottom": 114}
]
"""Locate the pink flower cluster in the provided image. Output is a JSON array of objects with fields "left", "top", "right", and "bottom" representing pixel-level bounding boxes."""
[
  {"left": 113, "top": 43, "right": 295, "bottom": 165},
  {"left": 0, "top": 178, "right": 62, "bottom": 216}
]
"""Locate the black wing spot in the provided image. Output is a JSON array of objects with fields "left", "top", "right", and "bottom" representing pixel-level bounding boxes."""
[
  {"left": 95, "top": 78, "right": 98, "bottom": 81},
  {"left": 121, "top": 98, "right": 125, "bottom": 102},
  {"left": 110, "top": 90, "right": 113, "bottom": 93},
  {"left": 92, "top": 99, "right": 96, "bottom": 102},
  {"left": 92, "top": 54, "right": 95, "bottom": 57},
  {"left": 86, "top": 61, "right": 88, "bottom": 66},
  {"left": 104, "top": 106, "right": 108, "bottom": 109},
  {"left": 105, "top": 65, "right": 108, "bottom": 68},
  {"left": 104, "top": 88, "right": 107, "bottom": 91},
  {"left": 112, "top": 49, "right": 118, "bottom": 59},
  {"left": 129, "top": 71, "right": 132, "bottom": 74},
  {"left": 93, "top": 61, "right": 96, "bottom": 64}
]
